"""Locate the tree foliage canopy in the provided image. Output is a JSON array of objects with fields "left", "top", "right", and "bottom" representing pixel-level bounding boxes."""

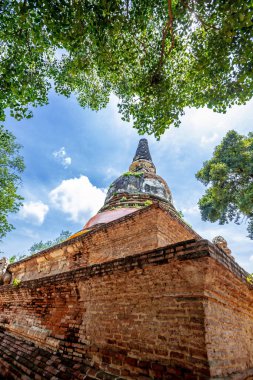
[
  {"left": 196, "top": 130, "right": 253, "bottom": 239},
  {"left": 1, "top": 0, "right": 253, "bottom": 137},
  {"left": 28, "top": 230, "right": 72, "bottom": 254},
  {"left": 9, "top": 230, "right": 72, "bottom": 262},
  {"left": 0, "top": 125, "right": 24, "bottom": 239}
]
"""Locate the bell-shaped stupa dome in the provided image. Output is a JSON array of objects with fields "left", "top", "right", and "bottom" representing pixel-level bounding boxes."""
[
  {"left": 82, "top": 139, "right": 176, "bottom": 230},
  {"left": 101, "top": 139, "right": 173, "bottom": 211}
]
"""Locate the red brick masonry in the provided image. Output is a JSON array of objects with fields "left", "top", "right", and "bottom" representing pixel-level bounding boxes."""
[
  {"left": 0, "top": 236, "right": 253, "bottom": 380},
  {"left": 7, "top": 205, "right": 199, "bottom": 282}
]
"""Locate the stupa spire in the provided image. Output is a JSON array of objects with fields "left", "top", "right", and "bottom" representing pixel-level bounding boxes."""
[
  {"left": 132, "top": 138, "right": 153, "bottom": 162},
  {"left": 129, "top": 139, "right": 156, "bottom": 173},
  {"left": 82, "top": 138, "right": 175, "bottom": 229}
]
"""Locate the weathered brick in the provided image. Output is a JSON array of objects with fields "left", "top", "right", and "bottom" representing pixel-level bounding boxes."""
[{"left": 0, "top": 206, "right": 252, "bottom": 379}]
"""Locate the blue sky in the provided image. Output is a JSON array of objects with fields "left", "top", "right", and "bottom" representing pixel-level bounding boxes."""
[{"left": 1, "top": 92, "right": 253, "bottom": 271}]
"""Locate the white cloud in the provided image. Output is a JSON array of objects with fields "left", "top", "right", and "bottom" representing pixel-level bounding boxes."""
[
  {"left": 64, "top": 156, "right": 72, "bottom": 167},
  {"left": 21, "top": 228, "right": 40, "bottom": 240},
  {"left": 105, "top": 167, "right": 121, "bottom": 180},
  {"left": 183, "top": 102, "right": 252, "bottom": 136},
  {"left": 197, "top": 225, "right": 250, "bottom": 245},
  {"left": 19, "top": 201, "right": 49, "bottom": 225},
  {"left": 49, "top": 175, "right": 106, "bottom": 222},
  {"left": 157, "top": 99, "right": 253, "bottom": 157},
  {"left": 182, "top": 205, "right": 200, "bottom": 216},
  {"left": 54, "top": 48, "right": 68, "bottom": 61},
  {"left": 249, "top": 255, "right": 253, "bottom": 262},
  {"left": 53, "top": 147, "right": 72, "bottom": 168},
  {"left": 200, "top": 133, "right": 219, "bottom": 147}
]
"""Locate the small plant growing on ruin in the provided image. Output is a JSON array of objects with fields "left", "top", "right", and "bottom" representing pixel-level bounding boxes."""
[
  {"left": 144, "top": 200, "right": 153, "bottom": 206},
  {"left": 178, "top": 210, "right": 184, "bottom": 219},
  {"left": 247, "top": 274, "right": 253, "bottom": 285},
  {"left": 177, "top": 210, "right": 192, "bottom": 228},
  {"left": 9, "top": 255, "right": 17, "bottom": 263},
  {"left": 134, "top": 171, "right": 143, "bottom": 177},
  {"left": 123, "top": 171, "right": 143, "bottom": 178},
  {"left": 120, "top": 196, "right": 127, "bottom": 202},
  {"left": 122, "top": 171, "right": 132, "bottom": 177},
  {"left": 12, "top": 278, "right": 21, "bottom": 287},
  {"left": 133, "top": 204, "right": 142, "bottom": 208}
]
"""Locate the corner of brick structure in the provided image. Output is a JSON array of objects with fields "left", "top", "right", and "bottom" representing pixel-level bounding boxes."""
[
  {"left": 0, "top": 229, "right": 253, "bottom": 379},
  {"left": 1, "top": 139, "right": 253, "bottom": 380},
  {"left": 7, "top": 204, "right": 199, "bottom": 282}
]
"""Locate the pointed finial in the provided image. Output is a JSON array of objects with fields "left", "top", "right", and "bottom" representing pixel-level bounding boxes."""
[
  {"left": 129, "top": 139, "right": 156, "bottom": 173},
  {"left": 132, "top": 139, "right": 153, "bottom": 162}
]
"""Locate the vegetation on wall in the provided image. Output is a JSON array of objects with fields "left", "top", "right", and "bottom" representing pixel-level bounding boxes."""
[
  {"left": 122, "top": 171, "right": 143, "bottom": 177},
  {"left": 12, "top": 278, "right": 21, "bottom": 287}
]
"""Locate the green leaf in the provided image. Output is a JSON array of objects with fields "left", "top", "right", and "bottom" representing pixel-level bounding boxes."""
[
  {"left": 196, "top": 130, "right": 253, "bottom": 239},
  {"left": 0, "top": 1, "right": 253, "bottom": 136},
  {"left": 0, "top": 125, "right": 25, "bottom": 240}
]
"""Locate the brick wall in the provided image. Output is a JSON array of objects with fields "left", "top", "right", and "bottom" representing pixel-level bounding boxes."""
[
  {"left": 8, "top": 205, "right": 198, "bottom": 282},
  {"left": 0, "top": 240, "right": 210, "bottom": 379},
  {"left": 157, "top": 207, "right": 200, "bottom": 247},
  {"left": 204, "top": 257, "right": 253, "bottom": 378},
  {"left": 0, "top": 328, "right": 115, "bottom": 380},
  {"left": 1, "top": 215, "right": 253, "bottom": 379}
]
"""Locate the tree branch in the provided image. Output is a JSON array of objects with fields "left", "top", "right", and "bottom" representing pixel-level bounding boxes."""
[
  {"left": 158, "top": 0, "right": 175, "bottom": 69},
  {"left": 167, "top": 0, "right": 175, "bottom": 54},
  {"left": 135, "top": 35, "right": 147, "bottom": 55},
  {"left": 151, "top": 0, "right": 174, "bottom": 84},
  {"left": 181, "top": 0, "right": 218, "bottom": 31}
]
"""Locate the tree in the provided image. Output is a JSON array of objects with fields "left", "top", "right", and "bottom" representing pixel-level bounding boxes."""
[
  {"left": 29, "top": 230, "right": 72, "bottom": 254},
  {"left": 8, "top": 230, "right": 72, "bottom": 263},
  {"left": 196, "top": 130, "right": 253, "bottom": 239},
  {"left": 9, "top": 254, "right": 26, "bottom": 263},
  {"left": 0, "top": 125, "right": 25, "bottom": 239},
  {"left": 1, "top": 1, "right": 253, "bottom": 137}
]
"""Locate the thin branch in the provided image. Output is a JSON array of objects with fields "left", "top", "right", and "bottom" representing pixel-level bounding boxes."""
[
  {"left": 158, "top": 0, "right": 175, "bottom": 69},
  {"left": 22, "top": 0, "right": 27, "bottom": 13},
  {"left": 167, "top": 0, "right": 175, "bottom": 54},
  {"left": 151, "top": 0, "right": 174, "bottom": 84},
  {"left": 181, "top": 0, "right": 218, "bottom": 31},
  {"left": 135, "top": 35, "right": 147, "bottom": 55}
]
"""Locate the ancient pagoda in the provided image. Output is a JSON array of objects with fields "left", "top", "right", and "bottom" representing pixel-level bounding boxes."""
[
  {"left": 0, "top": 139, "right": 252, "bottom": 380},
  {"left": 70, "top": 138, "right": 181, "bottom": 239}
]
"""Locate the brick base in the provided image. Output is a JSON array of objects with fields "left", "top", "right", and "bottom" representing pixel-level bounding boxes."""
[{"left": 0, "top": 230, "right": 253, "bottom": 379}]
